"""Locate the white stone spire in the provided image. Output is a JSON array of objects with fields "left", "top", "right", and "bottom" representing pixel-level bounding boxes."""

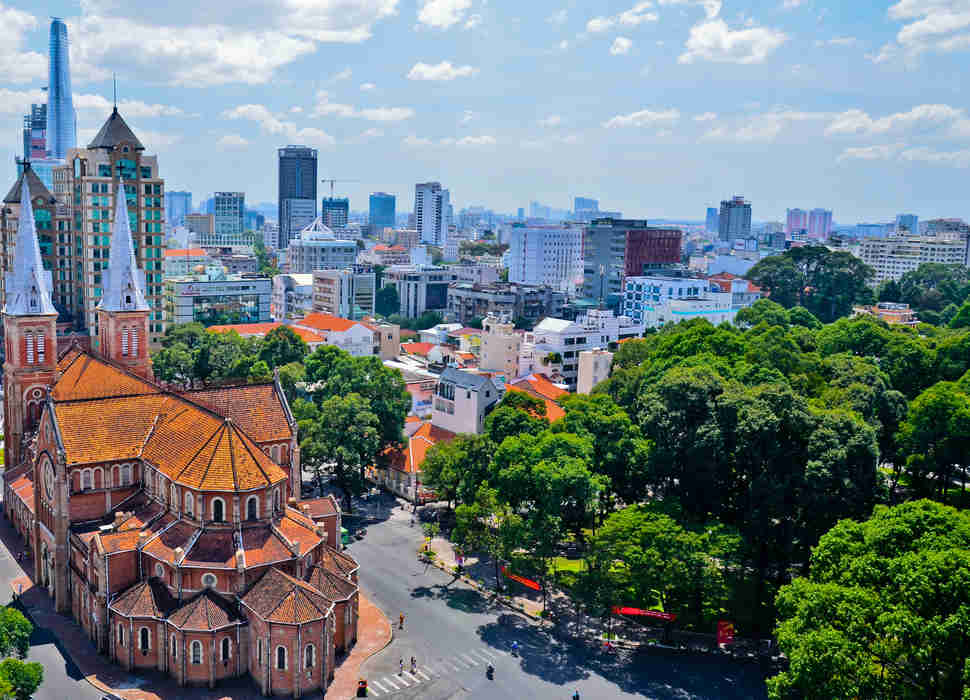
[
  {"left": 98, "top": 178, "right": 149, "bottom": 312},
  {"left": 4, "top": 176, "right": 55, "bottom": 316}
]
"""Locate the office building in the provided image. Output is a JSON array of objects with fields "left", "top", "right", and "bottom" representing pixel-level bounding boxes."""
[
  {"left": 321, "top": 197, "right": 349, "bottom": 229},
  {"left": 574, "top": 197, "right": 599, "bottom": 222},
  {"left": 858, "top": 235, "right": 970, "bottom": 284},
  {"left": 46, "top": 19, "right": 76, "bottom": 160},
  {"left": 184, "top": 213, "right": 214, "bottom": 242},
  {"left": 165, "top": 190, "right": 192, "bottom": 229},
  {"left": 209, "top": 192, "right": 245, "bottom": 247},
  {"left": 164, "top": 271, "right": 271, "bottom": 326},
  {"left": 244, "top": 210, "right": 265, "bottom": 231},
  {"left": 705, "top": 207, "right": 719, "bottom": 235},
  {"left": 506, "top": 224, "right": 583, "bottom": 291},
  {"left": 895, "top": 213, "right": 918, "bottom": 235},
  {"left": 286, "top": 218, "right": 358, "bottom": 274},
  {"left": 786, "top": 208, "right": 808, "bottom": 234},
  {"left": 162, "top": 248, "right": 211, "bottom": 278},
  {"left": 22, "top": 104, "right": 46, "bottom": 160},
  {"left": 924, "top": 218, "right": 970, "bottom": 241},
  {"left": 44, "top": 108, "right": 167, "bottom": 345},
  {"left": 808, "top": 208, "right": 833, "bottom": 238},
  {"left": 385, "top": 265, "right": 456, "bottom": 318},
  {"left": 582, "top": 219, "right": 682, "bottom": 302},
  {"left": 271, "top": 272, "right": 314, "bottom": 320},
  {"left": 311, "top": 267, "right": 376, "bottom": 319},
  {"left": 622, "top": 274, "right": 745, "bottom": 328},
  {"left": 446, "top": 282, "right": 567, "bottom": 325},
  {"left": 278, "top": 146, "right": 318, "bottom": 248},
  {"left": 414, "top": 182, "right": 451, "bottom": 247},
  {"left": 369, "top": 192, "right": 396, "bottom": 233},
  {"left": 449, "top": 263, "right": 500, "bottom": 285},
  {"left": 281, "top": 198, "right": 316, "bottom": 246},
  {"left": 718, "top": 196, "right": 752, "bottom": 243}
]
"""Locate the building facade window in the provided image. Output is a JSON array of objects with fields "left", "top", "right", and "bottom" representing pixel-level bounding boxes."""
[
  {"left": 118, "top": 624, "right": 125, "bottom": 647},
  {"left": 155, "top": 563, "right": 164, "bottom": 578},
  {"left": 171, "top": 635, "right": 177, "bottom": 659},
  {"left": 185, "top": 491, "right": 194, "bottom": 516},
  {"left": 212, "top": 497, "right": 225, "bottom": 522},
  {"left": 246, "top": 496, "right": 258, "bottom": 521},
  {"left": 191, "top": 640, "right": 202, "bottom": 664},
  {"left": 221, "top": 638, "right": 231, "bottom": 662},
  {"left": 139, "top": 627, "right": 150, "bottom": 651},
  {"left": 202, "top": 573, "right": 217, "bottom": 588},
  {"left": 257, "top": 640, "right": 262, "bottom": 666},
  {"left": 276, "top": 646, "right": 287, "bottom": 670},
  {"left": 304, "top": 644, "right": 315, "bottom": 669}
]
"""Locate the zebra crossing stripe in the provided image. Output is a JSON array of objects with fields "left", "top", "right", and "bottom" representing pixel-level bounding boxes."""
[
  {"left": 369, "top": 679, "right": 388, "bottom": 693},
  {"left": 471, "top": 650, "right": 493, "bottom": 663},
  {"left": 403, "top": 671, "right": 421, "bottom": 683},
  {"left": 416, "top": 669, "right": 431, "bottom": 680},
  {"left": 460, "top": 653, "right": 478, "bottom": 665},
  {"left": 381, "top": 676, "right": 401, "bottom": 690}
]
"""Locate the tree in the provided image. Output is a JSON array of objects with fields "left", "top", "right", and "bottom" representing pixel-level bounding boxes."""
[
  {"left": 375, "top": 285, "right": 400, "bottom": 317},
  {"left": 0, "top": 659, "right": 42, "bottom": 700},
  {"left": 876, "top": 278, "right": 902, "bottom": 303},
  {"left": 300, "top": 394, "right": 380, "bottom": 512},
  {"left": 247, "top": 360, "right": 272, "bottom": 383},
  {"left": 259, "top": 326, "right": 308, "bottom": 368},
  {"left": 484, "top": 392, "right": 548, "bottom": 445},
  {"left": 897, "top": 381, "right": 970, "bottom": 498},
  {"left": 898, "top": 262, "right": 970, "bottom": 313},
  {"left": 453, "top": 485, "right": 525, "bottom": 589},
  {"left": 0, "top": 608, "right": 31, "bottom": 659},
  {"left": 769, "top": 500, "right": 970, "bottom": 700},
  {"left": 950, "top": 301, "right": 970, "bottom": 329},
  {"left": 421, "top": 434, "right": 492, "bottom": 508},
  {"left": 150, "top": 345, "right": 195, "bottom": 386},
  {"left": 467, "top": 317, "right": 484, "bottom": 330},
  {"left": 734, "top": 299, "right": 790, "bottom": 329},
  {"left": 277, "top": 361, "right": 306, "bottom": 403},
  {"left": 254, "top": 237, "right": 280, "bottom": 277}
]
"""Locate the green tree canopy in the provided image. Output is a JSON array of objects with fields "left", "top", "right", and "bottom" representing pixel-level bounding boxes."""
[
  {"left": 0, "top": 608, "right": 31, "bottom": 659},
  {"left": 0, "top": 658, "right": 42, "bottom": 700},
  {"left": 375, "top": 285, "right": 400, "bottom": 317},
  {"left": 259, "top": 325, "right": 308, "bottom": 368}
]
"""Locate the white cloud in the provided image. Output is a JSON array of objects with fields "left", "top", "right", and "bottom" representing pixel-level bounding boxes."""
[
  {"left": 407, "top": 61, "right": 479, "bottom": 80},
  {"left": 360, "top": 128, "right": 384, "bottom": 140},
  {"left": 547, "top": 9, "right": 568, "bottom": 25},
  {"left": 781, "top": 0, "right": 804, "bottom": 9},
  {"left": 360, "top": 106, "right": 416, "bottom": 121},
  {"left": 825, "top": 104, "right": 964, "bottom": 136},
  {"left": 836, "top": 143, "right": 903, "bottom": 162},
  {"left": 290, "top": 106, "right": 303, "bottom": 113},
  {"left": 464, "top": 13, "right": 482, "bottom": 29},
  {"left": 403, "top": 134, "right": 434, "bottom": 147},
  {"left": 603, "top": 108, "right": 680, "bottom": 128},
  {"left": 558, "top": 39, "right": 571, "bottom": 49},
  {"left": 611, "top": 37, "right": 634, "bottom": 54},
  {"left": 586, "top": 17, "right": 616, "bottom": 32},
  {"left": 900, "top": 145, "right": 970, "bottom": 167},
  {"left": 694, "top": 112, "right": 718, "bottom": 121},
  {"left": 360, "top": 82, "right": 377, "bottom": 91},
  {"left": 223, "top": 103, "right": 335, "bottom": 147},
  {"left": 312, "top": 91, "right": 414, "bottom": 121},
  {"left": 679, "top": 18, "right": 787, "bottom": 64},
  {"left": 417, "top": 0, "right": 472, "bottom": 29},
  {"left": 657, "top": 0, "right": 722, "bottom": 20},
  {"left": 73, "top": 94, "right": 187, "bottom": 118},
  {"left": 875, "top": 0, "right": 970, "bottom": 62},
  {"left": 0, "top": 88, "right": 48, "bottom": 115},
  {"left": 815, "top": 36, "right": 858, "bottom": 47},
  {"left": 331, "top": 68, "right": 353, "bottom": 82},
  {"left": 404, "top": 133, "right": 496, "bottom": 147},
  {"left": 68, "top": 1, "right": 399, "bottom": 86},
  {"left": 702, "top": 110, "right": 832, "bottom": 142},
  {"left": 138, "top": 130, "right": 182, "bottom": 149},
  {"left": 0, "top": 4, "right": 46, "bottom": 83},
  {"left": 538, "top": 115, "right": 563, "bottom": 127},
  {"left": 216, "top": 133, "right": 249, "bottom": 148},
  {"left": 461, "top": 110, "right": 477, "bottom": 124},
  {"left": 586, "top": 2, "right": 657, "bottom": 33}
]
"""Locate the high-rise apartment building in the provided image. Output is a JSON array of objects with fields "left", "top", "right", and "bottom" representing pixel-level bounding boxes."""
[
  {"left": 506, "top": 224, "right": 583, "bottom": 292},
  {"left": 786, "top": 208, "right": 808, "bottom": 234},
  {"left": 415, "top": 182, "right": 451, "bottom": 247},
  {"left": 277, "top": 145, "right": 318, "bottom": 248},
  {"left": 210, "top": 192, "right": 245, "bottom": 246},
  {"left": 705, "top": 207, "right": 719, "bottom": 234},
  {"left": 22, "top": 104, "right": 46, "bottom": 160},
  {"left": 321, "top": 197, "right": 349, "bottom": 229},
  {"left": 41, "top": 108, "right": 167, "bottom": 345},
  {"left": 286, "top": 218, "right": 358, "bottom": 274},
  {"left": 582, "top": 219, "right": 682, "bottom": 301},
  {"left": 859, "top": 235, "right": 969, "bottom": 283},
  {"left": 312, "top": 267, "right": 376, "bottom": 319},
  {"left": 895, "top": 213, "right": 918, "bottom": 235},
  {"left": 924, "top": 218, "right": 970, "bottom": 241},
  {"left": 369, "top": 192, "right": 396, "bottom": 232},
  {"left": 46, "top": 19, "right": 76, "bottom": 161},
  {"left": 718, "top": 196, "right": 751, "bottom": 243},
  {"left": 165, "top": 190, "right": 192, "bottom": 229},
  {"left": 808, "top": 208, "right": 833, "bottom": 238}
]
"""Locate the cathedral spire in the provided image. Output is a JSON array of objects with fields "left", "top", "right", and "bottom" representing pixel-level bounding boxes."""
[
  {"left": 98, "top": 178, "right": 149, "bottom": 312},
  {"left": 4, "top": 175, "right": 55, "bottom": 316}
]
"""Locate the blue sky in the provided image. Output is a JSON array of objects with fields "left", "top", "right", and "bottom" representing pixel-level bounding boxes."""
[{"left": 3, "top": 0, "right": 970, "bottom": 223}]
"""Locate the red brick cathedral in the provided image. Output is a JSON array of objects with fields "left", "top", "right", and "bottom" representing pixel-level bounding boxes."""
[{"left": 2, "top": 173, "right": 360, "bottom": 695}]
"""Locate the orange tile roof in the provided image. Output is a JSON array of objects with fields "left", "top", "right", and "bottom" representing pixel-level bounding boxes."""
[
  {"left": 53, "top": 352, "right": 161, "bottom": 402},
  {"left": 401, "top": 342, "right": 434, "bottom": 357},
  {"left": 387, "top": 422, "right": 456, "bottom": 475},
  {"left": 450, "top": 328, "right": 481, "bottom": 336},
  {"left": 297, "top": 313, "right": 357, "bottom": 332},
  {"left": 242, "top": 527, "right": 293, "bottom": 567},
  {"left": 507, "top": 384, "right": 566, "bottom": 422},
  {"left": 168, "top": 590, "right": 241, "bottom": 630},
  {"left": 163, "top": 248, "right": 206, "bottom": 258},
  {"left": 181, "top": 384, "right": 293, "bottom": 443},
  {"left": 276, "top": 512, "right": 323, "bottom": 556},
  {"left": 207, "top": 322, "right": 325, "bottom": 343},
  {"left": 512, "top": 373, "right": 570, "bottom": 401},
  {"left": 182, "top": 530, "right": 237, "bottom": 569},
  {"left": 142, "top": 517, "right": 193, "bottom": 563},
  {"left": 57, "top": 346, "right": 83, "bottom": 372},
  {"left": 100, "top": 529, "right": 143, "bottom": 554},
  {"left": 399, "top": 329, "right": 418, "bottom": 339},
  {"left": 456, "top": 352, "right": 476, "bottom": 361},
  {"left": 318, "top": 546, "right": 359, "bottom": 578},
  {"left": 298, "top": 496, "right": 339, "bottom": 520},
  {"left": 8, "top": 473, "right": 34, "bottom": 514},
  {"left": 241, "top": 568, "right": 334, "bottom": 624},
  {"left": 109, "top": 579, "right": 178, "bottom": 618},
  {"left": 54, "top": 394, "right": 170, "bottom": 464},
  {"left": 306, "top": 565, "right": 357, "bottom": 601}
]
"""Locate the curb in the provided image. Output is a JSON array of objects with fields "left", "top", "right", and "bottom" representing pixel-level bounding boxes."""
[
  {"left": 421, "top": 552, "right": 543, "bottom": 622},
  {"left": 342, "top": 595, "right": 395, "bottom": 699}
]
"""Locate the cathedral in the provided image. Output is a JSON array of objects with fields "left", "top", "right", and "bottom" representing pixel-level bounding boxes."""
[{"left": 1, "top": 172, "right": 360, "bottom": 695}]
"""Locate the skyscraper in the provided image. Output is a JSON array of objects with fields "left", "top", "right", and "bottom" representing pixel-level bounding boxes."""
[
  {"left": 705, "top": 207, "right": 719, "bottom": 234},
  {"left": 45, "top": 18, "right": 76, "bottom": 161},
  {"left": 808, "top": 208, "right": 833, "bottom": 238},
  {"left": 212, "top": 192, "right": 246, "bottom": 246},
  {"left": 321, "top": 197, "right": 349, "bottom": 229},
  {"left": 22, "top": 104, "right": 46, "bottom": 160},
  {"left": 165, "top": 190, "right": 192, "bottom": 229},
  {"left": 718, "top": 196, "right": 752, "bottom": 243},
  {"left": 369, "top": 192, "right": 396, "bottom": 232},
  {"left": 278, "top": 145, "right": 318, "bottom": 249},
  {"left": 786, "top": 208, "right": 808, "bottom": 234},
  {"left": 415, "top": 182, "right": 450, "bottom": 246},
  {"left": 895, "top": 213, "right": 918, "bottom": 235}
]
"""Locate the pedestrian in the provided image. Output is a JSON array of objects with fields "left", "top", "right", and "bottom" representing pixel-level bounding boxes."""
[
  {"left": 399, "top": 658, "right": 404, "bottom": 675},
  {"left": 399, "top": 612, "right": 405, "bottom": 629},
  {"left": 410, "top": 656, "right": 416, "bottom": 673}
]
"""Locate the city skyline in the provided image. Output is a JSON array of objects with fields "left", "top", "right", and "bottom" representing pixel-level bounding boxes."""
[{"left": 2, "top": 1, "right": 970, "bottom": 222}]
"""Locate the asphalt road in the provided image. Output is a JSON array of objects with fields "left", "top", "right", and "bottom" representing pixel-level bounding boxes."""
[{"left": 347, "top": 501, "right": 770, "bottom": 700}]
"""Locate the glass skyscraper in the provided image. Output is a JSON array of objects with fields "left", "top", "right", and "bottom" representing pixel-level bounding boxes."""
[
  {"left": 45, "top": 18, "right": 76, "bottom": 160},
  {"left": 278, "top": 145, "right": 318, "bottom": 248},
  {"left": 369, "top": 192, "right": 396, "bottom": 231}
]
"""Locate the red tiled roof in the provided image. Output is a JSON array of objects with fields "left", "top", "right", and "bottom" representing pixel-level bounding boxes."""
[
  {"left": 399, "top": 329, "right": 418, "bottom": 339},
  {"left": 207, "top": 322, "right": 325, "bottom": 344},
  {"left": 142, "top": 517, "right": 193, "bottom": 563},
  {"left": 181, "top": 384, "right": 293, "bottom": 443},
  {"left": 386, "top": 422, "right": 456, "bottom": 475},
  {"left": 241, "top": 568, "right": 334, "bottom": 624},
  {"left": 512, "top": 373, "right": 570, "bottom": 401},
  {"left": 306, "top": 564, "right": 357, "bottom": 601},
  {"left": 241, "top": 527, "right": 293, "bottom": 567},
  {"left": 8, "top": 473, "right": 34, "bottom": 514},
  {"left": 297, "top": 313, "right": 358, "bottom": 332},
  {"left": 163, "top": 248, "right": 206, "bottom": 258},
  {"left": 299, "top": 496, "right": 339, "bottom": 520},
  {"left": 318, "top": 546, "right": 359, "bottom": 578},
  {"left": 450, "top": 328, "right": 481, "bottom": 336},
  {"left": 109, "top": 579, "right": 178, "bottom": 618},
  {"left": 401, "top": 342, "right": 434, "bottom": 357},
  {"left": 276, "top": 510, "right": 324, "bottom": 556},
  {"left": 182, "top": 530, "right": 237, "bottom": 569},
  {"left": 168, "top": 589, "right": 242, "bottom": 630},
  {"left": 506, "top": 384, "right": 566, "bottom": 422},
  {"left": 53, "top": 352, "right": 161, "bottom": 402}
]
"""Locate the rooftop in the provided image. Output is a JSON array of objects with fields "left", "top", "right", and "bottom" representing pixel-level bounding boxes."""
[
  {"left": 208, "top": 322, "right": 325, "bottom": 344},
  {"left": 439, "top": 366, "right": 493, "bottom": 391},
  {"left": 297, "top": 313, "right": 358, "bottom": 333}
]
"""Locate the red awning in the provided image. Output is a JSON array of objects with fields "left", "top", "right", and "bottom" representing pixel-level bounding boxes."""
[
  {"left": 612, "top": 606, "right": 677, "bottom": 622},
  {"left": 501, "top": 566, "right": 542, "bottom": 591}
]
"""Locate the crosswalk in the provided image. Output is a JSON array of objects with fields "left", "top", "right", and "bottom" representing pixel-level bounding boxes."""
[{"left": 364, "top": 648, "right": 501, "bottom": 696}]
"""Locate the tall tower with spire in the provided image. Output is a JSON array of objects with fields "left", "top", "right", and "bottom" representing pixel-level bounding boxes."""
[
  {"left": 2, "top": 178, "right": 58, "bottom": 471},
  {"left": 96, "top": 179, "right": 152, "bottom": 379}
]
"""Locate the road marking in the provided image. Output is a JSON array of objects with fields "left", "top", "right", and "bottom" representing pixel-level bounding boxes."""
[
  {"left": 395, "top": 673, "right": 412, "bottom": 687},
  {"left": 366, "top": 687, "right": 380, "bottom": 697},
  {"left": 416, "top": 669, "right": 431, "bottom": 680},
  {"left": 460, "top": 653, "right": 478, "bottom": 666},
  {"left": 450, "top": 657, "right": 471, "bottom": 669},
  {"left": 471, "top": 650, "right": 493, "bottom": 663},
  {"left": 403, "top": 671, "right": 421, "bottom": 683},
  {"left": 381, "top": 676, "right": 400, "bottom": 690},
  {"left": 369, "top": 679, "right": 388, "bottom": 693}
]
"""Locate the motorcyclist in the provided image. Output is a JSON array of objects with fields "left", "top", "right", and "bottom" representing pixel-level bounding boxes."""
[{"left": 511, "top": 640, "right": 519, "bottom": 655}]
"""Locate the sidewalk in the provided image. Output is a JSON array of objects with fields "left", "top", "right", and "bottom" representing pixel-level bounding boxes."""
[{"left": 327, "top": 591, "right": 393, "bottom": 699}]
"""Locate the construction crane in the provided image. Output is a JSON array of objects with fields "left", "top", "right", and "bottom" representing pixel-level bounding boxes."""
[{"left": 321, "top": 178, "right": 360, "bottom": 199}]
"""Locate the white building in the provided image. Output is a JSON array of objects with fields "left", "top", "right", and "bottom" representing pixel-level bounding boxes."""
[
  {"left": 431, "top": 367, "right": 501, "bottom": 435},
  {"left": 418, "top": 322, "right": 463, "bottom": 346},
  {"left": 506, "top": 224, "right": 583, "bottom": 292},
  {"left": 525, "top": 309, "right": 644, "bottom": 390},
  {"left": 480, "top": 314, "right": 521, "bottom": 378},
  {"left": 622, "top": 274, "right": 741, "bottom": 328},
  {"left": 858, "top": 235, "right": 970, "bottom": 284},
  {"left": 311, "top": 267, "right": 376, "bottom": 319},
  {"left": 294, "top": 312, "right": 375, "bottom": 357},
  {"left": 577, "top": 348, "right": 613, "bottom": 394},
  {"left": 271, "top": 273, "right": 314, "bottom": 320},
  {"left": 449, "top": 264, "right": 500, "bottom": 285},
  {"left": 286, "top": 217, "right": 359, "bottom": 274},
  {"left": 414, "top": 182, "right": 451, "bottom": 247},
  {"left": 384, "top": 265, "right": 456, "bottom": 318}
]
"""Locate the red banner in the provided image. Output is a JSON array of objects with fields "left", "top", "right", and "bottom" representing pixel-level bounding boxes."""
[
  {"left": 611, "top": 606, "right": 677, "bottom": 622},
  {"left": 501, "top": 566, "right": 542, "bottom": 591},
  {"left": 717, "top": 620, "right": 735, "bottom": 645}
]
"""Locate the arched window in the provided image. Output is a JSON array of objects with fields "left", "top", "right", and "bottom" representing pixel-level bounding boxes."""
[
  {"left": 276, "top": 646, "right": 287, "bottom": 670},
  {"left": 122, "top": 327, "right": 130, "bottom": 356},
  {"left": 185, "top": 492, "right": 194, "bottom": 516},
  {"left": 246, "top": 496, "right": 258, "bottom": 521},
  {"left": 139, "top": 627, "right": 150, "bottom": 651},
  {"left": 202, "top": 573, "right": 217, "bottom": 588},
  {"left": 221, "top": 637, "right": 231, "bottom": 662},
  {"left": 154, "top": 563, "right": 164, "bottom": 578},
  {"left": 212, "top": 498, "right": 225, "bottom": 522},
  {"left": 304, "top": 644, "right": 315, "bottom": 669},
  {"left": 110, "top": 465, "right": 117, "bottom": 488},
  {"left": 191, "top": 640, "right": 202, "bottom": 664},
  {"left": 118, "top": 624, "right": 125, "bottom": 647},
  {"left": 36, "top": 331, "right": 45, "bottom": 363},
  {"left": 273, "top": 489, "right": 281, "bottom": 513},
  {"left": 257, "top": 640, "right": 262, "bottom": 667},
  {"left": 271, "top": 445, "right": 281, "bottom": 463},
  {"left": 24, "top": 331, "right": 34, "bottom": 364},
  {"left": 121, "top": 464, "right": 131, "bottom": 486},
  {"left": 81, "top": 469, "right": 92, "bottom": 491},
  {"left": 171, "top": 635, "right": 177, "bottom": 659},
  {"left": 171, "top": 483, "right": 178, "bottom": 510}
]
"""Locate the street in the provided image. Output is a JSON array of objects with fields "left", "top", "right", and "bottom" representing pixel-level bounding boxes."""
[{"left": 347, "top": 499, "right": 770, "bottom": 700}]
